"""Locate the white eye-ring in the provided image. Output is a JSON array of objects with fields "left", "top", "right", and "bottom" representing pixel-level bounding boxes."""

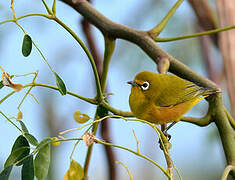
[{"left": 141, "top": 81, "right": 150, "bottom": 91}]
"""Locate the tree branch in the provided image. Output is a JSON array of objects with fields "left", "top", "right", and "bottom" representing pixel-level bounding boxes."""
[
  {"left": 60, "top": 0, "right": 235, "bottom": 176},
  {"left": 61, "top": 0, "right": 219, "bottom": 91}
]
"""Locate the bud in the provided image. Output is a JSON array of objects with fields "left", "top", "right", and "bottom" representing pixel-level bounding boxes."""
[
  {"left": 17, "top": 111, "right": 23, "bottom": 120},
  {"left": 157, "top": 57, "right": 170, "bottom": 74}
]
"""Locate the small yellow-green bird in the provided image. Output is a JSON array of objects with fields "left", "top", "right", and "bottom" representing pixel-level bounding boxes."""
[{"left": 128, "top": 71, "right": 217, "bottom": 125}]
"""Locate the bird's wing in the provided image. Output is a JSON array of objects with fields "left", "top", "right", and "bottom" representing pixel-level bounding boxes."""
[{"left": 153, "top": 75, "right": 208, "bottom": 107}]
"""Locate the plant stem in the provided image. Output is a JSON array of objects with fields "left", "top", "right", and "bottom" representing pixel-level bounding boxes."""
[
  {"left": 1, "top": 12, "right": 103, "bottom": 101},
  {"left": 0, "top": 83, "right": 96, "bottom": 105},
  {"left": 53, "top": 17, "right": 103, "bottom": 102},
  {"left": 0, "top": 13, "right": 51, "bottom": 25},
  {"left": 154, "top": 25, "right": 235, "bottom": 42},
  {"left": 0, "top": 111, "right": 22, "bottom": 132},
  {"left": 96, "top": 139, "right": 170, "bottom": 178},
  {"left": 41, "top": 0, "right": 53, "bottom": 15},
  {"left": 100, "top": 36, "right": 115, "bottom": 92},
  {"left": 31, "top": 83, "right": 97, "bottom": 104},
  {"left": 83, "top": 36, "right": 116, "bottom": 178},
  {"left": 149, "top": 0, "right": 184, "bottom": 36},
  {"left": 101, "top": 101, "right": 133, "bottom": 117}
]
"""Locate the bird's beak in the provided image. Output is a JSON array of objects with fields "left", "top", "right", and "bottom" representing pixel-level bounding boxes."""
[{"left": 127, "top": 81, "right": 139, "bottom": 87}]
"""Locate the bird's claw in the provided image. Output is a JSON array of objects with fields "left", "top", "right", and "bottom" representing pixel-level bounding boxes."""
[{"left": 163, "top": 130, "right": 171, "bottom": 141}]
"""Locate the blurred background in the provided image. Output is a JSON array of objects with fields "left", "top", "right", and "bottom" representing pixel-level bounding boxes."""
[{"left": 0, "top": 0, "right": 231, "bottom": 179}]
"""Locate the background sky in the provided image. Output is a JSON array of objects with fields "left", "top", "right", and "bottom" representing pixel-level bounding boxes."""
[{"left": 0, "top": 0, "right": 227, "bottom": 179}]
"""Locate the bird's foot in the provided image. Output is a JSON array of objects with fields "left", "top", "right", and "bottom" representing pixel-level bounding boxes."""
[
  {"left": 158, "top": 134, "right": 172, "bottom": 150},
  {"left": 163, "top": 130, "right": 171, "bottom": 141}
]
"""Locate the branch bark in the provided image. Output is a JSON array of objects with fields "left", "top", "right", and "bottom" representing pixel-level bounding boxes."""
[{"left": 61, "top": 0, "right": 218, "bottom": 90}]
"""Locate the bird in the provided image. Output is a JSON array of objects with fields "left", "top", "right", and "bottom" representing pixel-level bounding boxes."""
[{"left": 128, "top": 71, "right": 218, "bottom": 126}]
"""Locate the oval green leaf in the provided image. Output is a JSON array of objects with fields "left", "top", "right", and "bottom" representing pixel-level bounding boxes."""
[
  {"left": 4, "top": 148, "right": 28, "bottom": 168},
  {"left": 4, "top": 135, "right": 30, "bottom": 168},
  {"left": 24, "top": 133, "right": 39, "bottom": 146},
  {"left": 0, "top": 165, "right": 13, "bottom": 180},
  {"left": 54, "top": 72, "right": 67, "bottom": 95},
  {"left": 22, "top": 34, "right": 32, "bottom": 57},
  {"left": 22, "top": 155, "right": 34, "bottom": 180},
  {"left": 34, "top": 142, "right": 50, "bottom": 180}
]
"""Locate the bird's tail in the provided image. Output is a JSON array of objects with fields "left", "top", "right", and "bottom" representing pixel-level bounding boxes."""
[{"left": 199, "top": 87, "right": 221, "bottom": 97}]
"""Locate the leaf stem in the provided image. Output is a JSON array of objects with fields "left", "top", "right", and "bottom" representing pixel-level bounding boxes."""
[
  {"left": 0, "top": 14, "right": 51, "bottom": 25},
  {"left": 17, "top": 72, "right": 38, "bottom": 111},
  {"left": 0, "top": 111, "right": 22, "bottom": 132},
  {"left": 41, "top": 0, "right": 53, "bottom": 15},
  {"left": 29, "top": 83, "right": 97, "bottom": 104},
  {"left": 154, "top": 25, "right": 235, "bottom": 42},
  {"left": 53, "top": 16, "right": 103, "bottom": 102},
  {"left": 0, "top": 83, "right": 97, "bottom": 105},
  {"left": 115, "top": 161, "right": 133, "bottom": 180},
  {"left": 96, "top": 139, "right": 170, "bottom": 178}
]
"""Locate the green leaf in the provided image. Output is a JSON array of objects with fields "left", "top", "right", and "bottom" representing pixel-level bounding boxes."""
[
  {"left": 0, "top": 165, "right": 13, "bottom": 180},
  {"left": 4, "top": 147, "right": 28, "bottom": 168},
  {"left": 34, "top": 140, "right": 51, "bottom": 180},
  {"left": 4, "top": 135, "right": 30, "bottom": 168},
  {"left": 19, "top": 121, "right": 29, "bottom": 133},
  {"left": 54, "top": 72, "right": 67, "bottom": 95},
  {"left": 22, "top": 34, "right": 32, "bottom": 57},
  {"left": 0, "top": 81, "right": 4, "bottom": 89},
  {"left": 63, "top": 160, "right": 84, "bottom": 180},
  {"left": 24, "top": 133, "right": 39, "bottom": 146},
  {"left": 22, "top": 155, "right": 34, "bottom": 180}
]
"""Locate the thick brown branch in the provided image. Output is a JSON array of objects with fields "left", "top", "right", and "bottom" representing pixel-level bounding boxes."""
[{"left": 61, "top": 0, "right": 219, "bottom": 91}]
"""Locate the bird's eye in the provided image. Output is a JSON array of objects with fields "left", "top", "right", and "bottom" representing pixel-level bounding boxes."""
[{"left": 141, "top": 82, "right": 149, "bottom": 91}]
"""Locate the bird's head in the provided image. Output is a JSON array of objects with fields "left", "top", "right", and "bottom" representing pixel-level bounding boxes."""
[{"left": 128, "top": 71, "right": 156, "bottom": 97}]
